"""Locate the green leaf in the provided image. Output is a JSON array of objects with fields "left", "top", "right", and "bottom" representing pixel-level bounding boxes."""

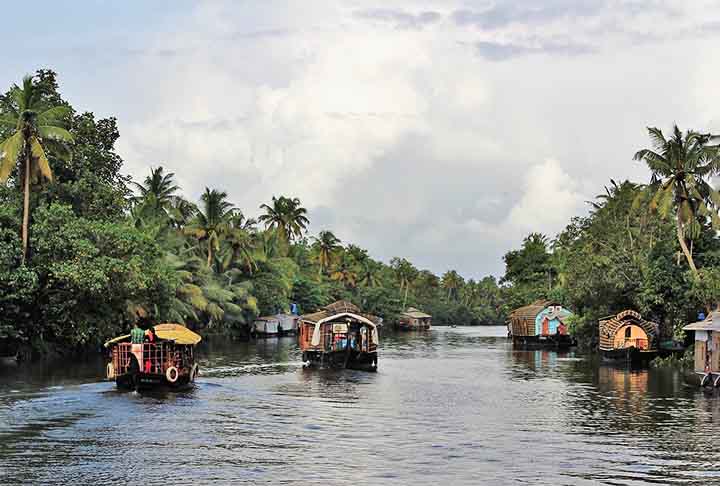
[
  {"left": 0, "top": 132, "right": 23, "bottom": 183},
  {"left": 30, "top": 136, "right": 52, "bottom": 182}
]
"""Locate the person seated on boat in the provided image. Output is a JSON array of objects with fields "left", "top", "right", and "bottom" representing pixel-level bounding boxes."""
[{"left": 556, "top": 322, "right": 567, "bottom": 336}]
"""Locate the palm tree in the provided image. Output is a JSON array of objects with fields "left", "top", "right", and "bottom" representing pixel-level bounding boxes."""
[
  {"left": 258, "top": 196, "right": 309, "bottom": 245},
  {"left": 222, "top": 224, "right": 258, "bottom": 275},
  {"left": 441, "top": 270, "right": 464, "bottom": 301},
  {"left": 186, "top": 188, "right": 236, "bottom": 267},
  {"left": 168, "top": 197, "right": 198, "bottom": 229},
  {"left": 313, "top": 230, "right": 341, "bottom": 275},
  {"left": 131, "top": 166, "right": 180, "bottom": 212},
  {"left": 357, "top": 260, "right": 382, "bottom": 288},
  {"left": 634, "top": 125, "right": 720, "bottom": 276},
  {"left": 0, "top": 75, "right": 73, "bottom": 263},
  {"left": 330, "top": 256, "right": 358, "bottom": 289}
]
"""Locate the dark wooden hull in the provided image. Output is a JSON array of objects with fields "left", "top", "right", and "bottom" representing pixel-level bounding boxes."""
[
  {"left": 302, "top": 350, "right": 378, "bottom": 372},
  {"left": 511, "top": 334, "right": 576, "bottom": 349},
  {"left": 600, "top": 347, "right": 657, "bottom": 364},
  {"left": 115, "top": 372, "right": 192, "bottom": 391}
]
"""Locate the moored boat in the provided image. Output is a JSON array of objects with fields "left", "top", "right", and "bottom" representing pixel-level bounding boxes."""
[
  {"left": 397, "top": 307, "right": 432, "bottom": 331},
  {"left": 104, "top": 323, "right": 202, "bottom": 391},
  {"left": 599, "top": 310, "right": 659, "bottom": 365},
  {"left": 507, "top": 300, "right": 575, "bottom": 349},
  {"left": 252, "top": 313, "right": 300, "bottom": 337},
  {"left": 298, "top": 300, "right": 380, "bottom": 371}
]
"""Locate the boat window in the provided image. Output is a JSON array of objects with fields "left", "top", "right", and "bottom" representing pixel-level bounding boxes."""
[{"left": 625, "top": 327, "right": 632, "bottom": 339}]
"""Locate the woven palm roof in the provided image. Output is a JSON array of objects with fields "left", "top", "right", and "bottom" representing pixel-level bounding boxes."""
[
  {"left": 301, "top": 300, "right": 381, "bottom": 325},
  {"left": 104, "top": 323, "right": 202, "bottom": 347},
  {"left": 402, "top": 307, "right": 432, "bottom": 319}
]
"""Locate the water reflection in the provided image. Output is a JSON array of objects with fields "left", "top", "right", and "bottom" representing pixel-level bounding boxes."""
[{"left": 2, "top": 326, "right": 720, "bottom": 485}]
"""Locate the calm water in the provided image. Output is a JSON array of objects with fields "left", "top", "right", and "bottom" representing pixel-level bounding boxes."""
[{"left": 1, "top": 326, "right": 719, "bottom": 485}]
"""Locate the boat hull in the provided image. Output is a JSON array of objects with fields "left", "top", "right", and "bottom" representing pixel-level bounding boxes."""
[
  {"left": 302, "top": 350, "right": 378, "bottom": 372},
  {"left": 511, "top": 334, "right": 576, "bottom": 349},
  {"left": 600, "top": 347, "right": 657, "bottom": 364},
  {"left": 115, "top": 372, "right": 192, "bottom": 391}
]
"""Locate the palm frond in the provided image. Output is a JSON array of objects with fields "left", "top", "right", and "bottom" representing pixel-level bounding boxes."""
[
  {"left": 0, "top": 132, "right": 23, "bottom": 183},
  {"left": 30, "top": 137, "right": 52, "bottom": 182}
]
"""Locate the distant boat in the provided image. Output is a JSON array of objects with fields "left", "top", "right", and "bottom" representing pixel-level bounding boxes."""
[
  {"left": 397, "top": 307, "right": 432, "bottom": 331},
  {"left": 104, "top": 323, "right": 202, "bottom": 391},
  {"left": 683, "top": 312, "right": 720, "bottom": 387},
  {"left": 507, "top": 300, "right": 575, "bottom": 349},
  {"left": 252, "top": 313, "right": 299, "bottom": 338},
  {"left": 298, "top": 300, "right": 380, "bottom": 372},
  {"left": 598, "top": 310, "right": 658, "bottom": 364}
]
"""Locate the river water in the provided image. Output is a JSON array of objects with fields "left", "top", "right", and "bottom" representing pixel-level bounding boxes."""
[{"left": 1, "top": 326, "right": 718, "bottom": 485}]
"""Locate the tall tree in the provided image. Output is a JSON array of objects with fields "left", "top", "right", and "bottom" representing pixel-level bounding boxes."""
[
  {"left": 634, "top": 125, "right": 720, "bottom": 277},
  {"left": 313, "top": 230, "right": 341, "bottom": 275},
  {"left": 0, "top": 75, "right": 73, "bottom": 263},
  {"left": 441, "top": 270, "right": 464, "bottom": 301},
  {"left": 258, "top": 196, "right": 309, "bottom": 245},
  {"left": 131, "top": 166, "right": 180, "bottom": 213},
  {"left": 187, "top": 188, "right": 235, "bottom": 267}
]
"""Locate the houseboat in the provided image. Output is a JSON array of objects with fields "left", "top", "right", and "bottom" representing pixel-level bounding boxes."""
[
  {"left": 599, "top": 310, "right": 658, "bottom": 364},
  {"left": 507, "top": 300, "right": 575, "bottom": 348},
  {"left": 298, "top": 300, "right": 380, "bottom": 371},
  {"left": 252, "top": 313, "right": 300, "bottom": 337},
  {"left": 104, "top": 323, "right": 201, "bottom": 391},
  {"left": 683, "top": 311, "right": 720, "bottom": 387},
  {"left": 397, "top": 307, "right": 432, "bottom": 331}
]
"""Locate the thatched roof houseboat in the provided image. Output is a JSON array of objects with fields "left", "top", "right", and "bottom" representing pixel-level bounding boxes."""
[
  {"left": 252, "top": 313, "right": 299, "bottom": 337},
  {"left": 298, "top": 300, "right": 380, "bottom": 371},
  {"left": 507, "top": 300, "right": 574, "bottom": 348},
  {"left": 599, "top": 310, "right": 658, "bottom": 364},
  {"left": 397, "top": 307, "right": 432, "bottom": 331}
]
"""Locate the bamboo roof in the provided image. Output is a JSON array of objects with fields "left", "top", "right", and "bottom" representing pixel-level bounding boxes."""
[
  {"left": 104, "top": 323, "right": 202, "bottom": 347},
  {"left": 599, "top": 310, "right": 658, "bottom": 351},
  {"left": 402, "top": 307, "right": 432, "bottom": 319},
  {"left": 509, "top": 300, "right": 555, "bottom": 321},
  {"left": 301, "top": 300, "right": 381, "bottom": 326}
]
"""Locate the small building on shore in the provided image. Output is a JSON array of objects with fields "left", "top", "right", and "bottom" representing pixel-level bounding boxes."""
[
  {"left": 599, "top": 310, "right": 658, "bottom": 364},
  {"left": 507, "top": 300, "right": 574, "bottom": 348},
  {"left": 398, "top": 307, "right": 432, "bottom": 331},
  {"left": 683, "top": 311, "right": 720, "bottom": 386}
]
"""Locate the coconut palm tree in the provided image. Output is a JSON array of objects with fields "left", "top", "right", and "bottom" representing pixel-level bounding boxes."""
[
  {"left": 634, "top": 125, "right": 720, "bottom": 276},
  {"left": 186, "top": 188, "right": 236, "bottom": 267},
  {"left": 222, "top": 224, "right": 258, "bottom": 275},
  {"left": 330, "top": 256, "right": 358, "bottom": 289},
  {"left": 441, "top": 270, "right": 464, "bottom": 301},
  {"left": 168, "top": 196, "right": 198, "bottom": 229},
  {"left": 258, "top": 196, "right": 309, "bottom": 245},
  {"left": 313, "top": 230, "right": 342, "bottom": 275},
  {"left": 357, "top": 259, "right": 382, "bottom": 288},
  {"left": 0, "top": 75, "right": 74, "bottom": 263},
  {"left": 131, "top": 166, "right": 180, "bottom": 212}
]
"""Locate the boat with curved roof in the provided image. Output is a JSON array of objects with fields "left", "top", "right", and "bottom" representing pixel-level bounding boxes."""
[{"left": 298, "top": 300, "right": 380, "bottom": 371}]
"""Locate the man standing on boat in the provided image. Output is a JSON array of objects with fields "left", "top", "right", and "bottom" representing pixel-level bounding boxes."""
[{"left": 130, "top": 322, "right": 144, "bottom": 370}]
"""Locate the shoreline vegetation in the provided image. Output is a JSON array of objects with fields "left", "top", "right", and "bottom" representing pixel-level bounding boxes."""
[{"left": 2, "top": 71, "right": 720, "bottom": 360}]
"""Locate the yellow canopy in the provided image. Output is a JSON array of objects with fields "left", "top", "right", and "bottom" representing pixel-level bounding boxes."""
[{"left": 104, "top": 323, "right": 202, "bottom": 347}]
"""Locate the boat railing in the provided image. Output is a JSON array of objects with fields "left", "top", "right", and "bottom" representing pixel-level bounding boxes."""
[
  {"left": 624, "top": 338, "right": 648, "bottom": 350},
  {"left": 112, "top": 342, "right": 179, "bottom": 375}
]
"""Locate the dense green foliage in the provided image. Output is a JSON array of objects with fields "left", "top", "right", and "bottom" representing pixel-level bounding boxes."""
[{"left": 0, "top": 71, "right": 501, "bottom": 358}]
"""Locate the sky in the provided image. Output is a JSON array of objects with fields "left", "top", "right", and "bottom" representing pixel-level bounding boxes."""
[{"left": 3, "top": 0, "right": 720, "bottom": 279}]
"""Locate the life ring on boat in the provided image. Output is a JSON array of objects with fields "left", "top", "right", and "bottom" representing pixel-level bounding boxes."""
[
  {"left": 106, "top": 362, "right": 115, "bottom": 380},
  {"left": 190, "top": 363, "right": 199, "bottom": 382},
  {"left": 165, "top": 366, "right": 179, "bottom": 383}
]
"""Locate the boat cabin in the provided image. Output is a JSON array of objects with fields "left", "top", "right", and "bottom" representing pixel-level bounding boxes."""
[
  {"left": 683, "top": 312, "right": 720, "bottom": 386},
  {"left": 104, "top": 323, "right": 201, "bottom": 390},
  {"left": 398, "top": 307, "right": 432, "bottom": 331},
  {"left": 298, "top": 300, "right": 379, "bottom": 371},
  {"left": 507, "top": 300, "right": 574, "bottom": 348},
  {"left": 599, "top": 310, "right": 658, "bottom": 363}
]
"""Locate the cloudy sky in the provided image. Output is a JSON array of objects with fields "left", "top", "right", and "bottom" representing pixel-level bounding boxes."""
[{"left": 3, "top": 0, "right": 720, "bottom": 278}]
